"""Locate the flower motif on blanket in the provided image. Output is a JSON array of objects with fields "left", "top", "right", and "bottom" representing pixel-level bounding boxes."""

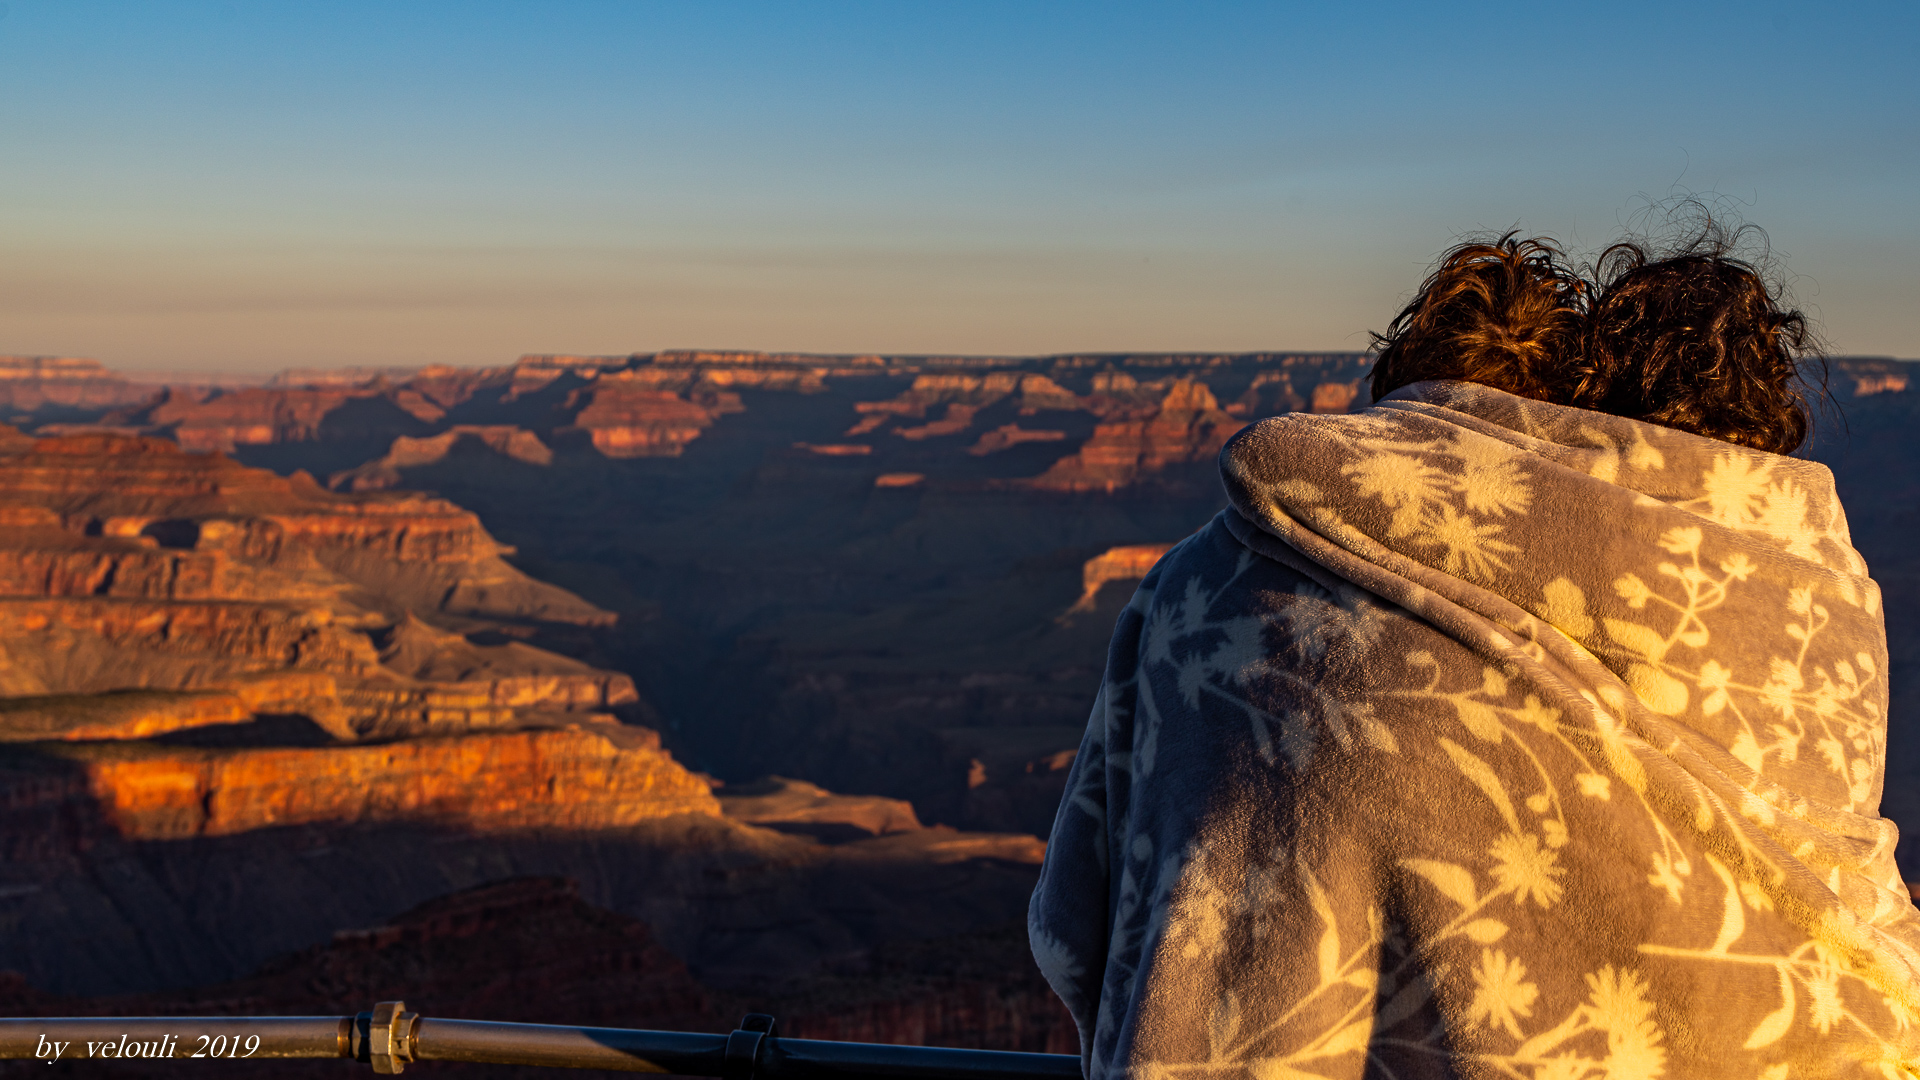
[{"left": 1029, "top": 382, "right": 1920, "bottom": 1079}]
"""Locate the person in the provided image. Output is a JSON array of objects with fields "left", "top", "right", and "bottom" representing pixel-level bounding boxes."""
[{"left": 1028, "top": 229, "right": 1920, "bottom": 1077}]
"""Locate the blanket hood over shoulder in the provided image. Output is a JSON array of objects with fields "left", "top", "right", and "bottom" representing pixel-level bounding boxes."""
[{"left": 1030, "top": 380, "right": 1920, "bottom": 1079}]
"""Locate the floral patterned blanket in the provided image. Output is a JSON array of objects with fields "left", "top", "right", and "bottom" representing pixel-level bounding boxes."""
[{"left": 1029, "top": 380, "right": 1920, "bottom": 1078}]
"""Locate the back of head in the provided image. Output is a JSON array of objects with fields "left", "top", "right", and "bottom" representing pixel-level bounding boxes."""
[
  {"left": 1369, "top": 233, "right": 1588, "bottom": 405},
  {"left": 1576, "top": 228, "right": 1819, "bottom": 455}
]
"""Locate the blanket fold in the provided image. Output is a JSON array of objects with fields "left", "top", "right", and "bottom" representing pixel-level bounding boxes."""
[{"left": 1030, "top": 381, "right": 1920, "bottom": 1078}]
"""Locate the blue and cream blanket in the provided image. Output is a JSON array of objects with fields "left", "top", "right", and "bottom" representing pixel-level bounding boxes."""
[{"left": 1030, "top": 381, "right": 1920, "bottom": 1078}]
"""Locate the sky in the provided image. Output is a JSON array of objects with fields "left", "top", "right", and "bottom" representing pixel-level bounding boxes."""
[{"left": 0, "top": 1, "right": 1915, "bottom": 374}]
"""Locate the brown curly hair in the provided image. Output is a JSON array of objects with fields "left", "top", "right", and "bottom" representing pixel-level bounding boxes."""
[
  {"left": 1367, "top": 224, "right": 1823, "bottom": 454},
  {"left": 1367, "top": 234, "right": 1589, "bottom": 405},
  {"left": 1573, "top": 235, "right": 1820, "bottom": 455}
]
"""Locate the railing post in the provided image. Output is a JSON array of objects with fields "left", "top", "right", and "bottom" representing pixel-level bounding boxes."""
[
  {"left": 365, "top": 1001, "right": 418, "bottom": 1074},
  {"left": 723, "top": 1014, "right": 778, "bottom": 1080}
]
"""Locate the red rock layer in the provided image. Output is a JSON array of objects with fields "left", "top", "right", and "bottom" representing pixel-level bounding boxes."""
[
  {"left": 0, "top": 431, "right": 631, "bottom": 735},
  {"left": 38, "top": 724, "right": 718, "bottom": 839},
  {"left": 143, "top": 386, "right": 363, "bottom": 452},
  {"left": 110, "top": 383, "right": 446, "bottom": 453},
  {"left": 566, "top": 381, "right": 738, "bottom": 458},
  {"left": 1067, "top": 543, "right": 1175, "bottom": 612},
  {"left": 1021, "top": 378, "right": 1244, "bottom": 492},
  {"left": 0, "top": 537, "right": 232, "bottom": 600},
  {"left": 553, "top": 364, "right": 827, "bottom": 457},
  {"left": 53, "top": 351, "right": 1377, "bottom": 482},
  {"left": 847, "top": 372, "right": 1079, "bottom": 437},
  {"left": 0, "top": 690, "right": 251, "bottom": 742},
  {"left": 0, "top": 597, "right": 379, "bottom": 694},
  {"left": 0, "top": 432, "right": 611, "bottom": 625},
  {"left": 374, "top": 615, "right": 638, "bottom": 713},
  {"left": 831, "top": 361, "right": 1366, "bottom": 492}
]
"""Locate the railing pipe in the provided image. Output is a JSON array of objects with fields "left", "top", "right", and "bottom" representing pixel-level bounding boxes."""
[
  {"left": 0, "top": 1007, "right": 1085, "bottom": 1079},
  {"left": 410, "top": 1019, "right": 723, "bottom": 1072}
]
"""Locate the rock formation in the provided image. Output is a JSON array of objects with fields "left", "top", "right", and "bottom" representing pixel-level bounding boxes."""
[
  {"left": 1020, "top": 377, "right": 1243, "bottom": 492},
  {"left": 52, "top": 351, "right": 1375, "bottom": 486},
  {"left": 1067, "top": 543, "right": 1176, "bottom": 613},
  {"left": 0, "top": 352, "right": 1384, "bottom": 854},
  {"left": 562, "top": 373, "right": 744, "bottom": 458},
  {"left": 718, "top": 775, "right": 924, "bottom": 841},
  {"left": 1839, "top": 357, "right": 1912, "bottom": 398},
  {"left": 0, "top": 689, "right": 252, "bottom": 743},
  {"left": 329, "top": 426, "right": 552, "bottom": 491},
  {"left": 0, "top": 356, "right": 153, "bottom": 414},
  {"left": 105, "top": 384, "right": 443, "bottom": 454},
  {"left": 0, "top": 429, "right": 625, "bottom": 737},
  {"left": 0, "top": 716, "right": 1056, "bottom": 1024},
  {"left": 968, "top": 424, "right": 1067, "bottom": 456},
  {"left": 13, "top": 720, "right": 715, "bottom": 840},
  {"left": 0, "top": 462, "right": 1061, "bottom": 1045},
  {"left": 553, "top": 360, "right": 832, "bottom": 458},
  {"left": 846, "top": 371, "right": 1086, "bottom": 438}
]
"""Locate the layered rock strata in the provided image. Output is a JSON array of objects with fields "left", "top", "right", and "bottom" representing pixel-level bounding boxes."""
[
  {"left": 0, "top": 735, "right": 1053, "bottom": 1008},
  {"left": 5, "top": 351, "right": 1385, "bottom": 846},
  {"left": 0, "top": 690, "right": 251, "bottom": 743},
  {"left": 0, "top": 356, "right": 152, "bottom": 413},
  {"left": 328, "top": 426, "right": 552, "bottom": 491},
  {"left": 1020, "top": 377, "right": 1242, "bottom": 492},
  {"left": 11, "top": 721, "right": 715, "bottom": 840},
  {"left": 0, "top": 429, "right": 627, "bottom": 736},
  {"left": 564, "top": 376, "right": 743, "bottom": 458},
  {"left": 60, "top": 351, "right": 1378, "bottom": 489},
  {"left": 109, "top": 384, "right": 445, "bottom": 453}
]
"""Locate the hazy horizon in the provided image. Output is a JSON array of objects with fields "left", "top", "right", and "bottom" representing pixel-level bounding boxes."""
[
  {"left": 3, "top": 2, "right": 1915, "bottom": 373},
  {"left": 9, "top": 348, "right": 1919, "bottom": 386}
]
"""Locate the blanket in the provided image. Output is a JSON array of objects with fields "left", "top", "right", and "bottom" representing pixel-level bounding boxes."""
[{"left": 1029, "top": 380, "right": 1920, "bottom": 1078}]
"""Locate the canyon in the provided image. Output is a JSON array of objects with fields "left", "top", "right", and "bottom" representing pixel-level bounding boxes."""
[
  {"left": 3, "top": 347, "right": 1917, "bottom": 1058},
  {"left": 0, "top": 350, "right": 1376, "bottom": 1056},
  {"left": 33, "top": 349, "right": 1378, "bottom": 838}
]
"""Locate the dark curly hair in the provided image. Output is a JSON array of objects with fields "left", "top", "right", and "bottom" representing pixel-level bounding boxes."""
[
  {"left": 1574, "top": 229, "right": 1822, "bottom": 455},
  {"left": 1368, "top": 221, "right": 1824, "bottom": 454},
  {"left": 1368, "top": 233, "right": 1589, "bottom": 405}
]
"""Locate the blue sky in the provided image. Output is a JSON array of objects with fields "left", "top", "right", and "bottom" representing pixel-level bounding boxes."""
[{"left": 0, "top": 1, "right": 1914, "bottom": 372}]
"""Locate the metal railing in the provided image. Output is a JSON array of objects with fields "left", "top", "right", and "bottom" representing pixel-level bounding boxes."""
[{"left": 0, "top": 1005, "right": 1083, "bottom": 1078}]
